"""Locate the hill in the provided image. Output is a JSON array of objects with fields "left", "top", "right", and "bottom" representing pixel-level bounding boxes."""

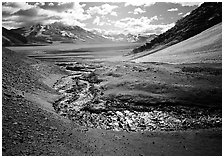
[
  {"left": 2, "top": 27, "right": 28, "bottom": 46},
  {"left": 132, "top": 2, "right": 222, "bottom": 54},
  {"left": 134, "top": 23, "right": 222, "bottom": 64}
]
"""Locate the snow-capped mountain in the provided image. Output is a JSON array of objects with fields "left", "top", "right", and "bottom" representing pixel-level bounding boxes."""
[
  {"left": 11, "top": 22, "right": 112, "bottom": 44},
  {"left": 91, "top": 29, "right": 157, "bottom": 43}
]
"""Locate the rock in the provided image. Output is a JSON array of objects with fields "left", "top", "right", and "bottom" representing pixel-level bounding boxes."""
[
  {"left": 129, "top": 125, "right": 137, "bottom": 131},
  {"left": 13, "top": 122, "right": 18, "bottom": 125},
  {"left": 116, "top": 111, "right": 124, "bottom": 117},
  {"left": 107, "top": 111, "right": 114, "bottom": 116},
  {"left": 39, "top": 133, "right": 44, "bottom": 136},
  {"left": 111, "top": 116, "right": 118, "bottom": 121},
  {"left": 2, "top": 146, "right": 6, "bottom": 152},
  {"left": 125, "top": 118, "right": 133, "bottom": 125},
  {"left": 124, "top": 110, "right": 130, "bottom": 115},
  {"left": 114, "top": 128, "right": 120, "bottom": 131},
  {"left": 113, "top": 122, "right": 119, "bottom": 127},
  {"left": 4, "top": 93, "right": 11, "bottom": 97},
  {"left": 50, "top": 126, "right": 57, "bottom": 131},
  {"left": 118, "top": 122, "right": 123, "bottom": 128}
]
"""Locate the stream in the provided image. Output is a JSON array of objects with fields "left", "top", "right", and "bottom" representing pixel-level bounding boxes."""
[{"left": 53, "top": 62, "right": 222, "bottom": 132}]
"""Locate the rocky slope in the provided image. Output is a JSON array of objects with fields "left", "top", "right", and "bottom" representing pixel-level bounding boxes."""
[{"left": 132, "top": 2, "right": 222, "bottom": 54}]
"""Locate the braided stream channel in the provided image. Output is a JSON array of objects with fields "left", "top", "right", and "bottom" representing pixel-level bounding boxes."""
[{"left": 53, "top": 62, "right": 222, "bottom": 132}]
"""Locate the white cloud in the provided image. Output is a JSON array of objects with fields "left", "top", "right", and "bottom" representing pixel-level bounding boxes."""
[
  {"left": 58, "top": 2, "right": 71, "bottom": 6},
  {"left": 92, "top": 16, "right": 113, "bottom": 26},
  {"left": 2, "top": 2, "right": 34, "bottom": 14},
  {"left": 92, "top": 16, "right": 105, "bottom": 26},
  {"left": 167, "top": 8, "right": 178, "bottom": 12},
  {"left": 40, "top": 2, "right": 45, "bottom": 6},
  {"left": 2, "top": 2, "right": 90, "bottom": 28},
  {"left": 123, "top": 23, "right": 175, "bottom": 35},
  {"left": 111, "top": 16, "right": 172, "bottom": 35},
  {"left": 174, "top": 2, "right": 202, "bottom": 6},
  {"left": 124, "top": 2, "right": 156, "bottom": 7},
  {"left": 93, "top": 16, "right": 100, "bottom": 25},
  {"left": 49, "top": 3, "right": 54, "bottom": 6},
  {"left": 38, "top": 3, "right": 91, "bottom": 21},
  {"left": 111, "top": 12, "right": 117, "bottom": 16},
  {"left": 87, "top": 3, "right": 118, "bottom": 16},
  {"left": 133, "top": 8, "right": 146, "bottom": 14},
  {"left": 116, "top": 16, "right": 158, "bottom": 28}
]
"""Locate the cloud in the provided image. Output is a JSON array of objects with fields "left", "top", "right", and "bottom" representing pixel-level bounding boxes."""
[
  {"left": 2, "top": 2, "right": 34, "bottom": 15},
  {"left": 124, "top": 2, "right": 156, "bottom": 7},
  {"left": 124, "top": 23, "right": 175, "bottom": 35},
  {"left": 167, "top": 8, "right": 178, "bottom": 12},
  {"left": 115, "top": 16, "right": 158, "bottom": 28},
  {"left": 49, "top": 3, "right": 54, "bottom": 6},
  {"left": 2, "top": 2, "right": 33, "bottom": 10},
  {"left": 87, "top": 3, "right": 118, "bottom": 16},
  {"left": 93, "top": 16, "right": 100, "bottom": 25},
  {"left": 111, "top": 12, "right": 117, "bottom": 16},
  {"left": 174, "top": 2, "right": 202, "bottom": 6},
  {"left": 13, "top": 8, "right": 39, "bottom": 17},
  {"left": 92, "top": 16, "right": 112, "bottom": 26},
  {"left": 36, "top": 2, "right": 74, "bottom": 12},
  {"left": 3, "top": 13, "right": 61, "bottom": 29},
  {"left": 93, "top": 16, "right": 105, "bottom": 26},
  {"left": 133, "top": 8, "right": 146, "bottom": 14},
  {"left": 112, "top": 16, "right": 172, "bottom": 35},
  {"left": 2, "top": 2, "right": 90, "bottom": 28}
]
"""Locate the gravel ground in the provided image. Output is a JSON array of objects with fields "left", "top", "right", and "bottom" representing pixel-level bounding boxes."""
[{"left": 2, "top": 47, "right": 222, "bottom": 156}]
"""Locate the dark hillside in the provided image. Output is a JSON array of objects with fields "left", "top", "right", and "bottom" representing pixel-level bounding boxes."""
[
  {"left": 2, "top": 27, "right": 27, "bottom": 46},
  {"left": 132, "top": 2, "right": 222, "bottom": 54}
]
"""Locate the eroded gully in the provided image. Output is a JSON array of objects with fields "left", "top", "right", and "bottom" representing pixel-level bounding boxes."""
[{"left": 52, "top": 62, "right": 222, "bottom": 132}]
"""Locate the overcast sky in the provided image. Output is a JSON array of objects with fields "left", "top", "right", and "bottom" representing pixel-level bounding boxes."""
[{"left": 2, "top": 2, "right": 201, "bottom": 35}]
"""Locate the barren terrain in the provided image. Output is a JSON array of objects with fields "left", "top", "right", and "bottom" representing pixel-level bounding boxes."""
[{"left": 2, "top": 40, "right": 222, "bottom": 156}]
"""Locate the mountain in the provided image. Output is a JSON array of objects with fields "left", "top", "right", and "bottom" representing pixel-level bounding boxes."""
[
  {"left": 135, "top": 34, "right": 158, "bottom": 43},
  {"left": 134, "top": 23, "right": 222, "bottom": 64},
  {"left": 91, "top": 29, "right": 157, "bottom": 43},
  {"left": 11, "top": 22, "right": 112, "bottom": 44},
  {"left": 2, "top": 27, "right": 27, "bottom": 46},
  {"left": 132, "top": 2, "right": 222, "bottom": 54}
]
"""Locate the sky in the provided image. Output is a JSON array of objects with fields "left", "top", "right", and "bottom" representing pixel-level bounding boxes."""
[{"left": 2, "top": 2, "right": 202, "bottom": 35}]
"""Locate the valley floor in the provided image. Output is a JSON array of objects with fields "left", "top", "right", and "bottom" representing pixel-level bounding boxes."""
[{"left": 2, "top": 44, "right": 222, "bottom": 156}]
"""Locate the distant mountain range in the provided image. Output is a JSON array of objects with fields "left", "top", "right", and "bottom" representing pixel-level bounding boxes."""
[
  {"left": 132, "top": 2, "right": 222, "bottom": 54},
  {"left": 2, "top": 22, "right": 112, "bottom": 46},
  {"left": 91, "top": 30, "right": 158, "bottom": 43},
  {"left": 13, "top": 22, "right": 113, "bottom": 44},
  {"left": 2, "top": 22, "right": 158, "bottom": 46},
  {"left": 104, "top": 33, "right": 158, "bottom": 43}
]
